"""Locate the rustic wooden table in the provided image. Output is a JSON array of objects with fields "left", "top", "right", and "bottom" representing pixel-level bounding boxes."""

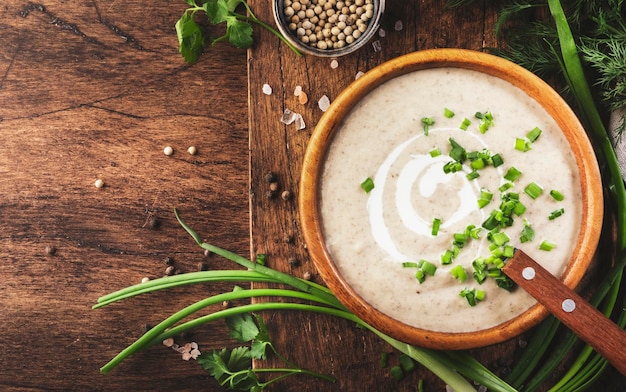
[{"left": 0, "top": 0, "right": 622, "bottom": 391}]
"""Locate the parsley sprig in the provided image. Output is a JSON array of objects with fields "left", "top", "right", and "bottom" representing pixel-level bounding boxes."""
[
  {"left": 198, "top": 313, "right": 334, "bottom": 391},
  {"left": 176, "top": 0, "right": 301, "bottom": 64}
]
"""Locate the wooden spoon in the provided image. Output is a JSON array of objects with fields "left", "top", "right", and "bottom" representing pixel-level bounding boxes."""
[{"left": 502, "top": 249, "right": 626, "bottom": 376}]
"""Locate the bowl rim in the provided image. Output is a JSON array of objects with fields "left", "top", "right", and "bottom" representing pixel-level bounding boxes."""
[
  {"left": 299, "top": 48, "right": 604, "bottom": 349},
  {"left": 272, "top": 0, "right": 386, "bottom": 57}
]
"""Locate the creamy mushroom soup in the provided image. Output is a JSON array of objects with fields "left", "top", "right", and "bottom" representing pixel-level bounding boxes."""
[{"left": 319, "top": 67, "right": 582, "bottom": 332}]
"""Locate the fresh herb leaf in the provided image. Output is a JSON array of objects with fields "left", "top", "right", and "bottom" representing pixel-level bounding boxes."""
[
  {"left": 176, "top": 0, "right": 301, "bottom": 64},
  {"left": 227, "top": 313, "right": 260, "bottom": 343}
]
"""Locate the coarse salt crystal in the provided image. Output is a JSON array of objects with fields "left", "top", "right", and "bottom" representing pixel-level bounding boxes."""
[
  {"left": 355, "top": 71, "right": 365, "bottom": 80},
  {"left": 318, "top": 95, "right": 331, "bottom": 112},
  {"left": 394, "top": 20, "right": 404, "bottom": 31},
  {"left": 294, "top": 85, "right": 302, "bottom": 97},
  {"left": 294, "top": 113, "right": 306, "bottom": 130},
  {"left": 281, "top": 108, "right": 297, "bottom": 125},
  {"left": 330, "top": 59, "right": 339, "bottom": 69},
  {"left": 262, "top": 83, "right": 272, "bottom": 95},
  {"left": 378, "top": 28, "right": 386, "bottom": 38},
  {"left": 162, "top": 338, "right": 175, "bottom": 347},
  {"left": 372, "top": 40, "right": 382, "bottom": 52}
]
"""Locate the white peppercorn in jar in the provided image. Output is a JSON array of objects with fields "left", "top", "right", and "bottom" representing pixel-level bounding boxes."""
[{"left": 273, "top": 0, "right": 384, "bottom": 57}]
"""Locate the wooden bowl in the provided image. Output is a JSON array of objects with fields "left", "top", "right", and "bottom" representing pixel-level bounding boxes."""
[{"left": 299, "top": 49, "right": 603, "bottom": 349}]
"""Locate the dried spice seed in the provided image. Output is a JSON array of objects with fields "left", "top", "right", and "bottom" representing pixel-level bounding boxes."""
[
  {"left": 45, "top": 245, "right": 57, "bottom": 255},
  {"left": 283, "top": 0, "right": 376, "bottom": 51}
]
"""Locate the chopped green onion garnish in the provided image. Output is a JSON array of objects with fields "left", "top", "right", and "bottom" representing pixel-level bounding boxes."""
[
  {"left": 465, "top": 224, "right": 482, "bottom": 239},
  {"left": 441, "top": 249, "right": 454, "bottom": 264},
  {"left": 443, "top": 161, "right": 463, "bottom": 174},
  {"left": 475, "top": 111, "right": 494, "bottom": 133},
  {"left": 539, "top": 240, "right": 556, "bottom": 251},
  {"left": 429, "top": 148, "right": 441, "bottom": 157},
  {"left": 524, "top": 182, "right": 543, "bottom": 199},
  {"left": 443, "top": 108, "right": 455, "bottom": 118},
  {"left": 453, "top": 232, "right": 468, "bottom": 248},
  {"left": 477, "top": 188, "right": 493, "bottom": 209},
  {"left": 472, "top": 259, "right": 487, "bottom": 284},
  {"left": 550, "top": 189, "right": 565, "bottom": 201},
  {"left": 402, "top": 261, "right": 419, "bottom": 268},
  {"left": 448, "top": 138, "right": 466, "bottom": 162},
  {"left": 503, "top": 167, "right": 522, "bottom": 182},
  {"left": 548, "top": 208, "right": 565, "bottom": 220},
  {"left": 459, "top": 287, "right": 484, "bottom": 306},
  {"left": 361, "top": 177, "right": 375, "bottom": 193},
  {"left": 470, "top": 158, "right": 486, "bottom": 170},
  {"left": 491, "top": 153, "right": 504, "bottom": 167},
  {"left": 419, "top": 260, "right": 437, "bottom": 276},
  {"left": 459, "top": 117, "right": 471, "bottom": 131},
  {"left": 520, "top": 219, "right": 535, "bottom": 243},
  {"left": 495, "top": 275, "right": 516, "bottom": 291},
  {"left": 450, "top": 265, "right": 468, "bottom": 282},
  {"left": 415, "top": 269, "right": 426, "bottom": 283},
  {"left": 489, "top": 231, "right": 510, "bottom": 246},
  {"left": 527, "top": 126, "right": 542, "bottom": 142},
  {"left": 431, "top": 217, "right": 441, "bottom": 236},
  {"left": 499, "top": 182, "right": 514, "bottom": 192},
  {"left": 515, "top": 137, "right": 532, "bottom": 152},
  {"left": 503, "top": 245, "right": 515, "bottom": 258},
  {"left": 467, "top": 170, "right": 480, "bottom": 180},
  {"left": 421, "top": 117, "right": 435, "bottom": 135}
]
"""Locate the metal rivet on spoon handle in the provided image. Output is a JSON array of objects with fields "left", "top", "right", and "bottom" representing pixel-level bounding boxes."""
[{"left": 502, "top": 249, "right": 626, "bottom": 377}]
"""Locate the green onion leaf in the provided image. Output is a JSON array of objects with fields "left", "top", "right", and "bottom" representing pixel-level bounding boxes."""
[{"left": 443, "top": 108, "right": 455, "bottom": 118}]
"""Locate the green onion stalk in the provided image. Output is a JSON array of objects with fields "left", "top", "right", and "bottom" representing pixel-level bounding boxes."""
[{"left": 95, "top": 209, "right": 520, "bottom": 392}]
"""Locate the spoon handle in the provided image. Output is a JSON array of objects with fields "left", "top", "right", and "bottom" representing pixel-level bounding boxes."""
[{"left": 503, "top": 249, "right": 626, "bottom": 376}]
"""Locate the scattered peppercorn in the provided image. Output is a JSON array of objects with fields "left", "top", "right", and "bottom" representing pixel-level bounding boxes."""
[
  {"left": 45, "top": 245, "right": 57, "bottom": 255},
  {"left": 164, "top": 146, "right": 174, "bottom": 156},
  {"left": 163, "top": 256, "right": 175, "bottom": 265},
  {"left": 187, "top": 146, "right": 197, "bottom": 155},
  {"left": 94, "top": 179, "right": 104, "bottom": 188},
  {"left": 283, "top": 0, "right": 376, "bottom": 51},
  {"left": 288, "top": 257, "right": 300, "bottom": 267},
  {"left": 165, "top": 265, "right": 176, "bottom": 276},
  {"left": 281, "top": 190, "right": 292, "bottom": 200}
]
